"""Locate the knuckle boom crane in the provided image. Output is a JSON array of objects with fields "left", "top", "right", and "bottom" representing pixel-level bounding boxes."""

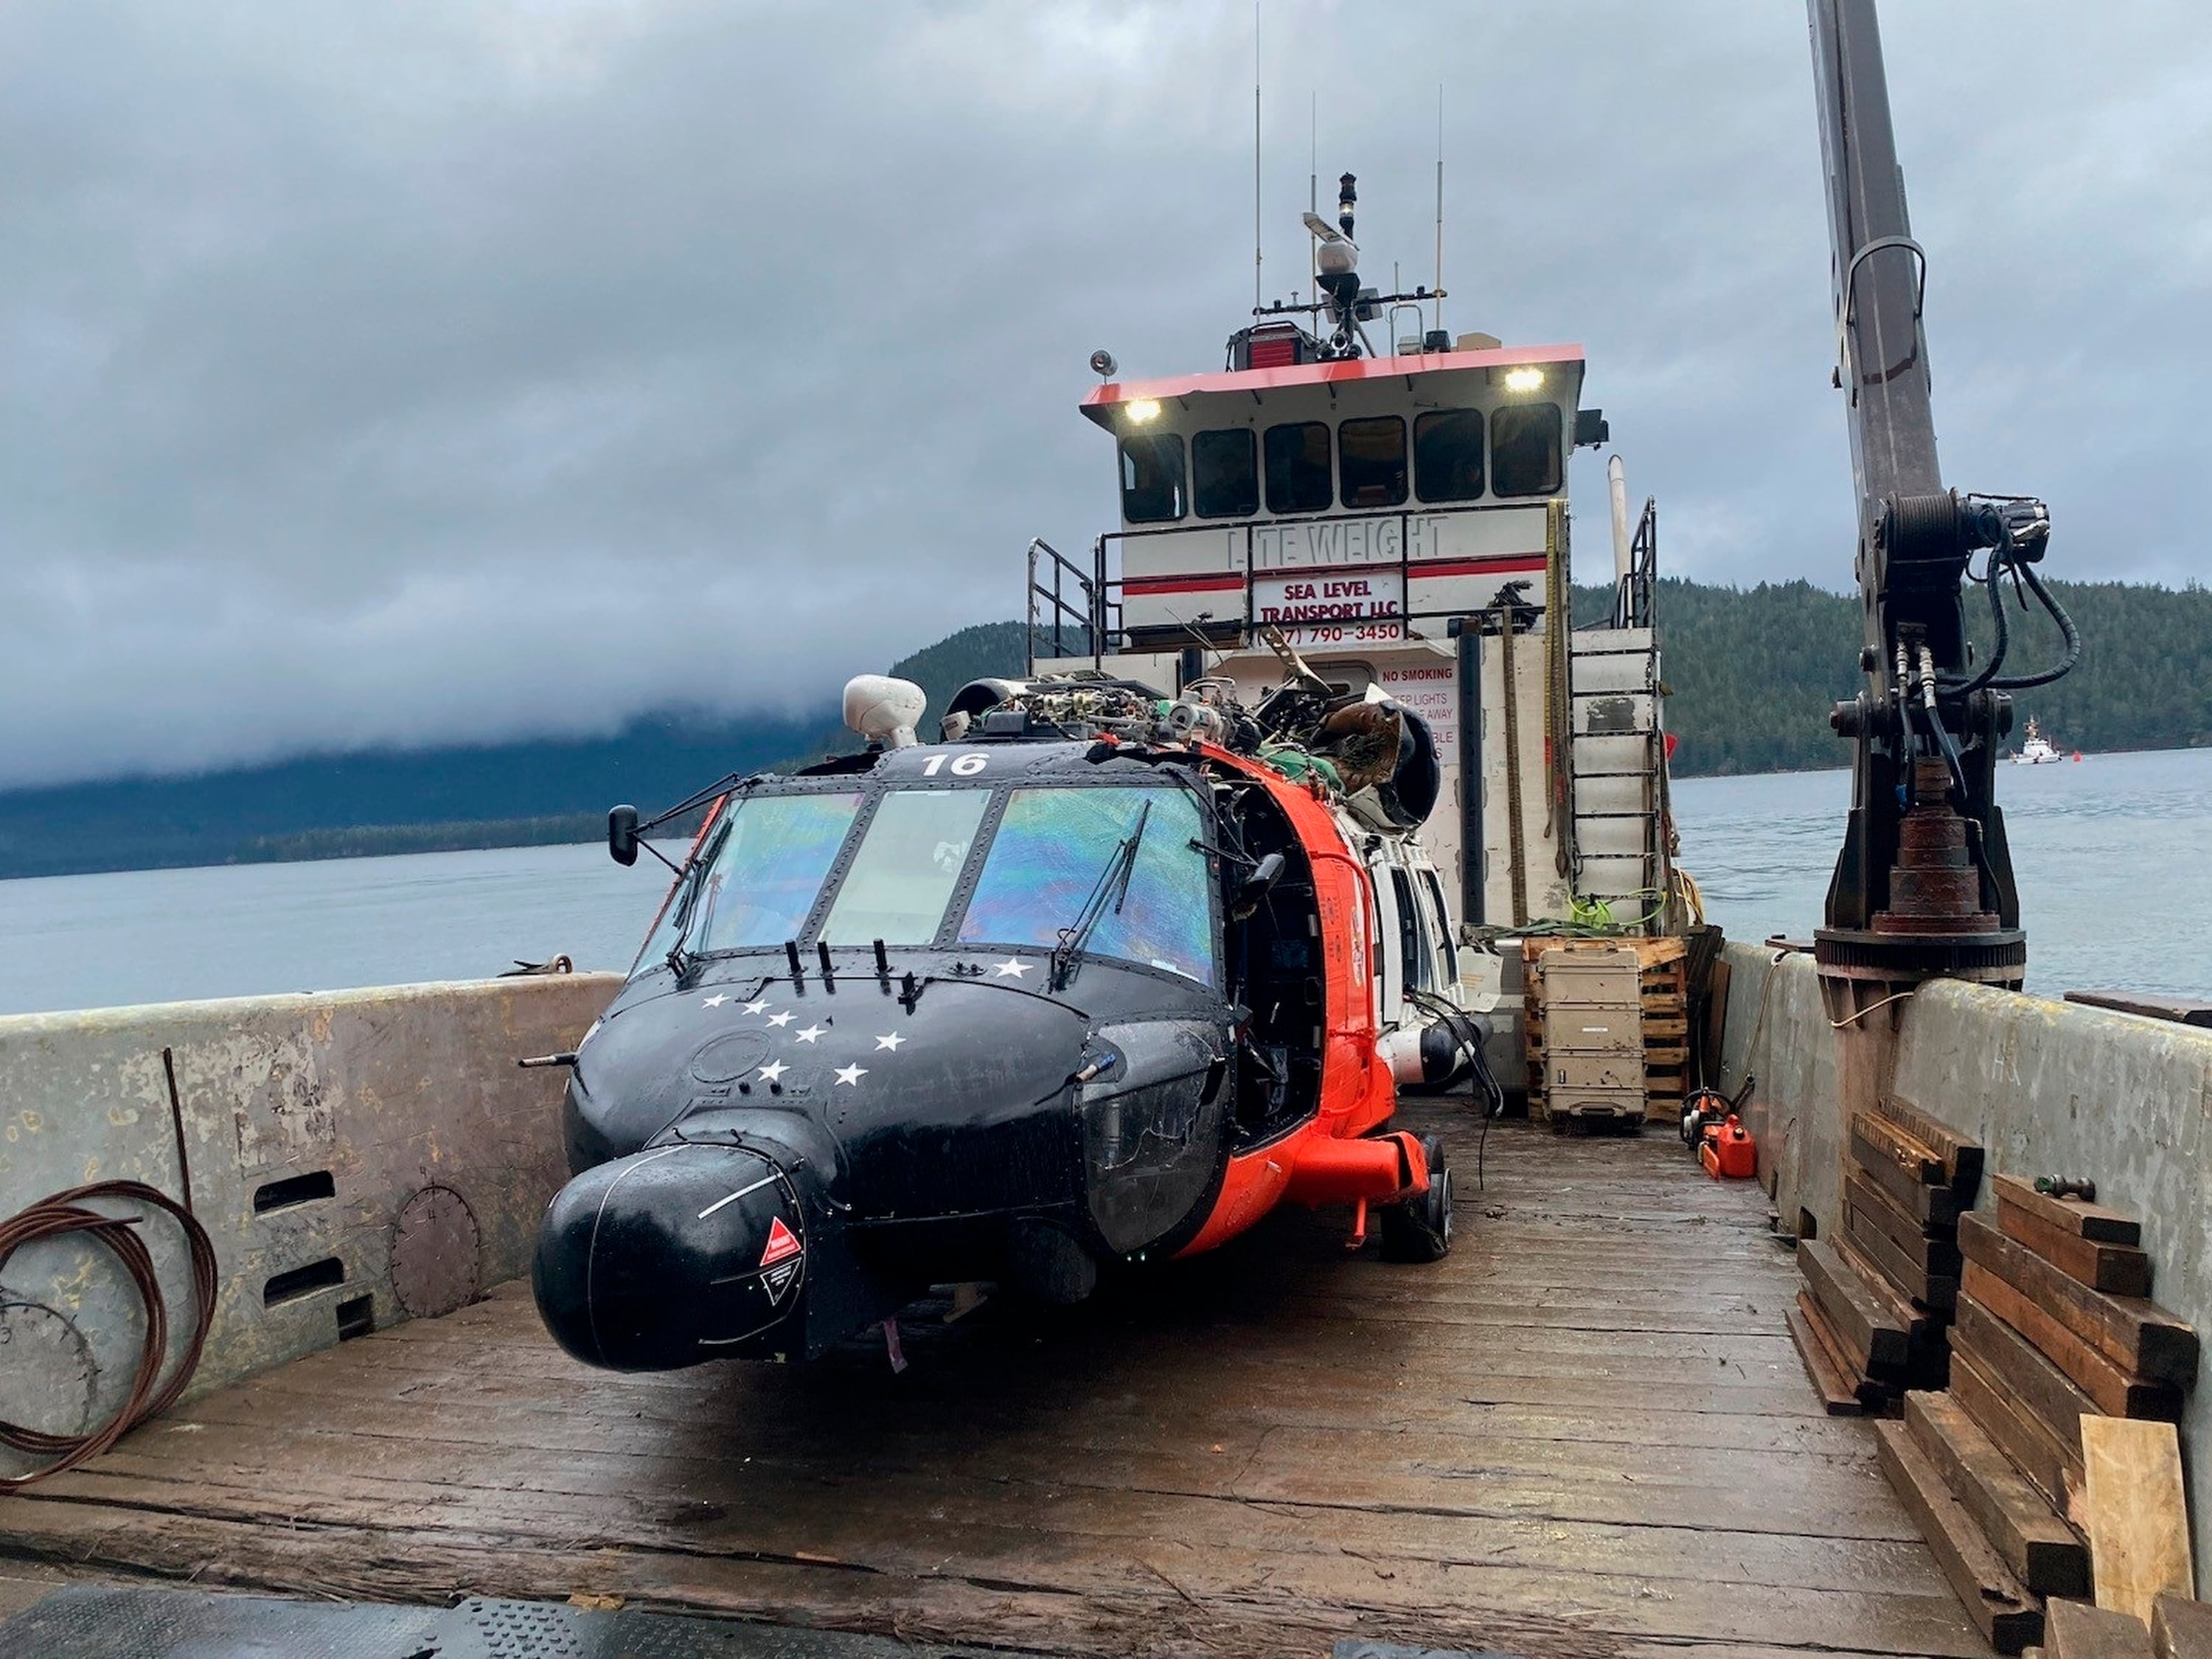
[{"left": 1806, "top": 0, "right": 2079, "bottom": 1005}]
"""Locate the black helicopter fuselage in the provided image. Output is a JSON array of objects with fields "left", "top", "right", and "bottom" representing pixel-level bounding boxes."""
[{"left": 533, "top": 742, "right": 1242, "bottom": 1369}]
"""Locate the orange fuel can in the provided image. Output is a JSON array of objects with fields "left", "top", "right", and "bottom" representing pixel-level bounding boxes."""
[{"left": 1699, "top": 1115, "right": 1757, "bottom": 1180}]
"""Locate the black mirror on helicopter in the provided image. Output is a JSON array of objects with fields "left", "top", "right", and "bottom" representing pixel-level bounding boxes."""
[{"left": 608, "top": 804, "right": 640, "bottom": 866}]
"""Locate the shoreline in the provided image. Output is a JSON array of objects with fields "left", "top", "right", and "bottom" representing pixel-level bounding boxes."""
[{"left": 4, "top": 743, "right": 2207, "bottom": 886}]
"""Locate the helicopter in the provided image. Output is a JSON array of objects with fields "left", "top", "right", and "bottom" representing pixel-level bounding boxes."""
[{"left": 530, "top": 654, "right": 1492, "bottom": 1371}]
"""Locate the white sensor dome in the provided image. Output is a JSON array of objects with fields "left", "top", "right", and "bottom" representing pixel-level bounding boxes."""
[{"left": 843, "top": 675, "right": 928, "bottom": 748}]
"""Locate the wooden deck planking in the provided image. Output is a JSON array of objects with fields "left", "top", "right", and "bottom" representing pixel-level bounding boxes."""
[{"left": 0, "top": 1113, "right": 1991, "bottom": 1659}]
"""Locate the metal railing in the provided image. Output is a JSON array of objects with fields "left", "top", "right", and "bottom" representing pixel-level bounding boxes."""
[
  {"left": 1029, "top": 501, "right": 1559, "bottom": 665},
  {"left": 1026, "top": 538, "right": 1105, "bottom": 670},
  {"left": 1610, "top": 497, "right": 1658, "bottom": 630}
]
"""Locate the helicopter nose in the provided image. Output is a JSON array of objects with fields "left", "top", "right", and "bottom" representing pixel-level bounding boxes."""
[{"left": 532, "top": 1141, "right": 808, "bottom": 1371}]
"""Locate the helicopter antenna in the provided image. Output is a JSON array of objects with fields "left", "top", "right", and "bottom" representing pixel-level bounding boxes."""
[
  {"left": 1433, "top": 86, "right": 1445, "bottom": 334},
  {"left": 1253, "top": 3, "right": 1262, "bottom": 313}
]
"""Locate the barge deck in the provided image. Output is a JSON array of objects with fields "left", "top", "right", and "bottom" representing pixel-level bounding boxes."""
[{"left": 0, "top": 1107, "right": 1992, "bottom": 1659}]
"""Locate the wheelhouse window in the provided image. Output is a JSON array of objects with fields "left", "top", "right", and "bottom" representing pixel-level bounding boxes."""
[
  {"left": 958, "top": 785, "right": 1216, "bottom": 986},
  {"left": 1263, "top": 421, "right": 1332, "bottom": 515},
  {"left": 1119, "top": 434, "right": 1186, "bottom": 524},
  {"left": 1338, "top": 417, "right": 1408, "bottom": 508},
  {"left": 822, "top": 789, "right": 991, "bottom": 945},
  {"left": 679, "top": 791, "right": 862, "bottom": 959},
  {"left": 1192, "top": 428, "right": 1259, "bottom": 519},
  {"left": 1413, "top": 408, "right": 1484, "bottom": 502},
  {"left": 1491, "top": 403, "right": 1563, "bottom": 497}
]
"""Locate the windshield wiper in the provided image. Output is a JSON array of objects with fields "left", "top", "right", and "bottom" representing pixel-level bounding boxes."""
[
  {"left": 664, "top": 819, "right": 732, "bottom": 981},
  {"left": 1051, "top": 799, "right": 1152, "bottom": 990}
]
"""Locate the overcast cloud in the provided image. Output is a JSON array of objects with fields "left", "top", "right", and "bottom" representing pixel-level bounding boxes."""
[{"left": 1, "top": 1, "right": 2205, "bottom": 790}]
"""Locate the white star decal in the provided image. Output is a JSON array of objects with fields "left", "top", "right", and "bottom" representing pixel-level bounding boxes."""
[
  {"left": 794, "top": 1024, "right": 827, "bottom": 1043},
  {"left": 766, "top": 1011, "right": 794, "bottom": 1027},
  {"left": 742, "top": 1000, "right": 768, "bottom": 1015},
  {"left": 757, "top": 1060, "right": 788, "bottom": 1082},
  {"left": 700, "top": 992, "right": 728, "bottom": 1009},
  {"left": 874, "top": 1032, "right": 905, "bottom": 1051},
  {"left": 833, "top": 1064, "right": 867, "bottom": 1086},
  {"left": 992, "top": 958, "right": 1031, "bottom": 978}
]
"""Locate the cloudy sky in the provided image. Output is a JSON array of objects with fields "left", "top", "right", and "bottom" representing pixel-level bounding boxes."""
[{"left": 2, "top": 1, "right": 2205, "bottom": 790}]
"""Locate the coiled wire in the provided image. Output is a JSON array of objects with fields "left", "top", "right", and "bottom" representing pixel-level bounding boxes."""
[{"left": 0, "top": 1180, "right": 216, "bottom": 1489}]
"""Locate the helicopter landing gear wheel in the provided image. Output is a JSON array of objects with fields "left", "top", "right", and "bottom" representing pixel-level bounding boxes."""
[{"left": 1379, "top": 1133, "right": 1452, "bottom": 1262}]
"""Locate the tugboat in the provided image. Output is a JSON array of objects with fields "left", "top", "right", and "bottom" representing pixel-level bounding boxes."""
[{"left": 1029, "top": 173, "right": 1682, "bottom": 1092}]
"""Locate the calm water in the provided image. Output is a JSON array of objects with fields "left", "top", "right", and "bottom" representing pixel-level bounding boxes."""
[
  {"left": 1672, "top": 745, "right": 2212, "bottom": 999},
  {"left": 0, "top": 749, "right": 2206, "bottom": 1016},
  {"left": 0, "top": 841, "right": 678, "bottom": 1016}
]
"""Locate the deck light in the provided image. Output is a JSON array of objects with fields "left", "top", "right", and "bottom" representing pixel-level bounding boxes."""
[
  {"left": 1503, "top": 366, "right": 1545, "bottom": 393},
  {"left": 1124, "top": 399, "right": 1162, "bottom": 425}
]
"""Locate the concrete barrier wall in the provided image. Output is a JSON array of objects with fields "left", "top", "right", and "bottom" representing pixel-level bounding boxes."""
[
  {"left": 1716, "top": 945, "right": 1838, "bottom": 1238},
  {"left": 1719, "top": 942, "right": 2212, "bottom": 1593},
  {"left": 0, "top": 974, "right": 619, "bottom": 1470}
]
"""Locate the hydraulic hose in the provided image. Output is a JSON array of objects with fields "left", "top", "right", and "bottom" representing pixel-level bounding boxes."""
[
  {"left": 1989, "top": 563, "right": 2081, "bottom": 690},
  {"left": 1938, "top": 492, "right": 2076, "bottom": 697},
  {"left": 0, "top": 1180, "right": 216, "bottom": 1490},
  {"left": 1943, "top": 552, "right": 2011, "bottom": 697}
]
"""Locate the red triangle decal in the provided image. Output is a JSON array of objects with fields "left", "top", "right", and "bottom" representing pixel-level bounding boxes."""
[{"left": 759, "top": 1216, "right": 801, "bottom": 1268}]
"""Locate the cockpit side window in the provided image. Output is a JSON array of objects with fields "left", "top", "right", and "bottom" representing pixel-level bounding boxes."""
[
  {"left": 1119, "top": 434, "right": 1187, "bottom": 524},
  {"left": 958, "top": 785, "right": 1217, "bottom": 986},
  {"left": 822, "top": 789, "right": 992, "bottom": 945},
  {"left": 1491, "top": 403, "right": 1562, "bottom": 497},
  {"left": 1413, "top": 408, "right": 1484, "bottom": 502},
  {"left": 1338, "top": 416, "right": 1408, "bottom": 508},
  {"left": 1262, "top": 421, "right": 1332, "bottom": 515},
  {"left": 1192, "top": 428, "right": 1259, "bottom": 518}
]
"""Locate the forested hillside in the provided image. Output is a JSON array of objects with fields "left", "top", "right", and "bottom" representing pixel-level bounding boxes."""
[
  {"left": 1586, "top": 577, "right": 2212, "bottom": 775},
  {"left": 0, "top": 625, "right": 1033, "bottom": 880},
  {"left": 783, "top": 621, "right": 1029, "bottom": 765},
  {"left": 3, "top": 584, "right": 2201, "bottom": 879}
]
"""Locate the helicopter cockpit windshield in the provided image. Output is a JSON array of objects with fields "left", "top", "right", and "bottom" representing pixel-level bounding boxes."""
[{"left": 636, "top": 776, "right": 1218, "bottom": 989}]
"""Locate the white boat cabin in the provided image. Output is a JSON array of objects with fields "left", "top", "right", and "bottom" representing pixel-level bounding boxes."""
[{"left": 1029, "top": 327, "right": 1674, "bottom": 1007}]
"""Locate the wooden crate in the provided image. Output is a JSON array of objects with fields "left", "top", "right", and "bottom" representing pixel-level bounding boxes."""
[{"left": 1523, "top": 936, "right": 1691, "bottom": 1122}]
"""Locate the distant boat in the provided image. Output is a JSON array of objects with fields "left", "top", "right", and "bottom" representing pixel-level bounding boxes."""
[{"left": 2014, "top": 718, "right": 2066, "bottom": 765}]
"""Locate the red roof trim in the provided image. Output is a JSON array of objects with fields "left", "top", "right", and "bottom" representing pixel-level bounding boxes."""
[
  {"left": 1080, "top": 342, "right": 1585, "bottom": 423},
  {"left": 1123, "top": 573, "right": 1246, "bottom": 597}
]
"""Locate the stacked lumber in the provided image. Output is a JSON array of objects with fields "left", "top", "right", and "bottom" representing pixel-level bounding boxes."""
[
  {"left": 2022, "top": 1594, "right": 2212, "bottom": 1659},
  {"left": 1868, "top": 1175, "right": 2199, "bottom": 1655},
  {"left": 2152, "top": 1596, "right": 2212, "bottom": 1659},
  {"left": 1790, "top": 1096, "right": 1978, "bottom": 1413},
  {"left": 1521, "top": 935, "right": 1688, "bottom": 1124}
]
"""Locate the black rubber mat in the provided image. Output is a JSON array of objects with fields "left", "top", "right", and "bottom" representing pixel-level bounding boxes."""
[{"left": 0, "top": 1584, "right": 1043, "bottom": 1658}]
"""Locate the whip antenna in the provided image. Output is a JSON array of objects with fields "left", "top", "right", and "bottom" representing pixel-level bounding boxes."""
[
  {"left": 1309, "top": 90, "right": 1318, "bottom": 289},
  {"left": 1434, "top": 86, "right": 1445, "bottom": 333},
  {"left": 1253, "top": 2, "right": 1262, "bottom": 313}
]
